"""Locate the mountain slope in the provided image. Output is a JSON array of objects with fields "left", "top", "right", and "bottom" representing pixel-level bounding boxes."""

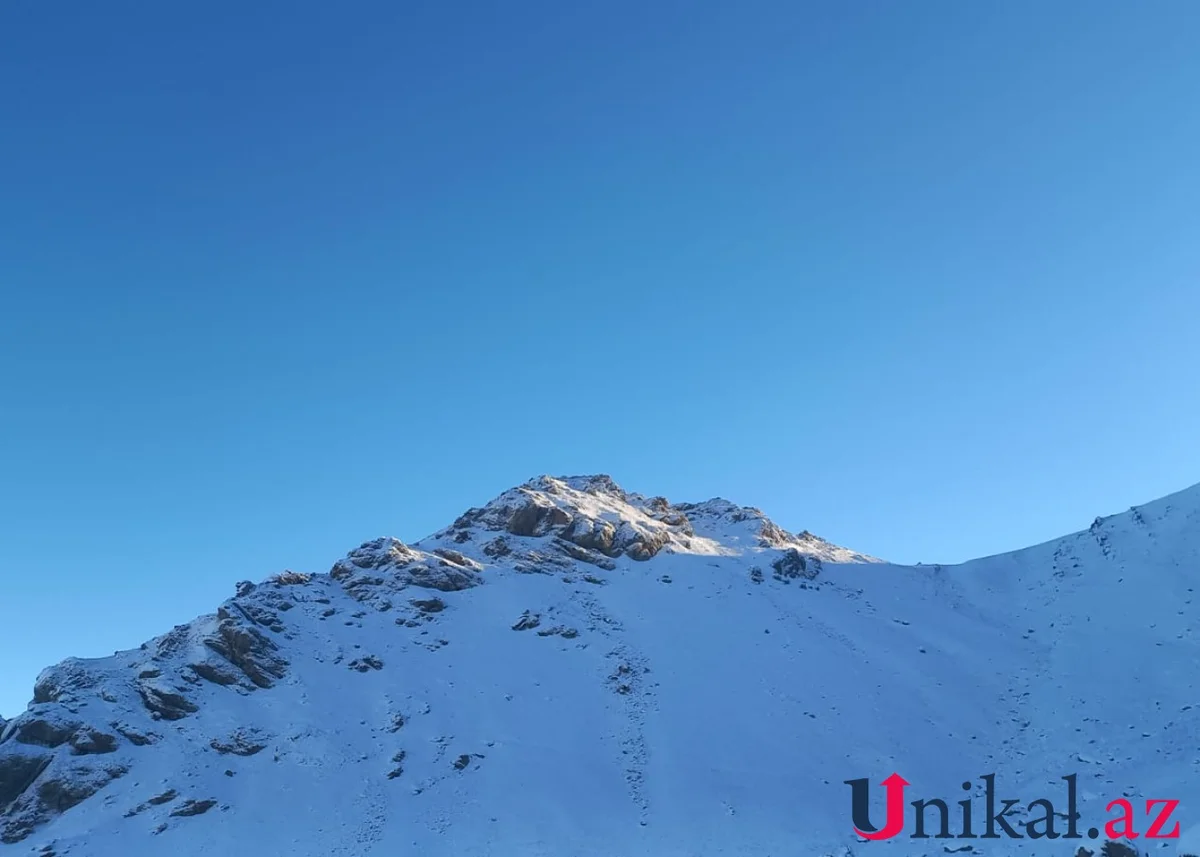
[{"left": 2, "top": 474, "right": 1199, "bottom": 857}]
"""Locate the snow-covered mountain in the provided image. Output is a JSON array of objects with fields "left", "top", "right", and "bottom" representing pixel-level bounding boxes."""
[{"left": 2, "top": 474, "right": 1199, "bottom": 857}]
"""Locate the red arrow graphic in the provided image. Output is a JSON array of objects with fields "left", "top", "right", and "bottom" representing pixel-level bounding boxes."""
[{"left": 855, "top": 773, "right": 909, "bottom": 840}]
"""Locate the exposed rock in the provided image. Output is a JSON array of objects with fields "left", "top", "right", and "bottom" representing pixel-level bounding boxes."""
[
  {"left": 188, "top": 661, "right": 240, "bottom": 686},
  {"left": 269, "top": 570, "right": 311, "bottom": 586},
  {"left": 170, "top": 798, "right": 217, "bottom": 818},
  {"left": 406, "top": 561, "right": 480, "bottom": 592},
  {"left": 0, "top": 747, "right": 51, "bottom": 809},
  {"left": 125, "top": 788, "right": 178, "bottom": 817},
  {"left": 771, "top": 548, "right": 819, "bottom": 582},
  {"left": 511, "top": 612, "right": 541, "bottom": 631},
  {"left": 481, "top": 538, "right": 511, "bottom": 558},
  {"left": 137, "top": 684, "right": 199, "bottom": 721},
  {"left": 68, "top": 729, "right": 118, "bottom": 756},
  {"left": 386, "top": 750, "right": 406, "bottom": 779},
  {"left": 552, "top": 537, "right": 618, "bottom": 569},
  {"left": 348, "top": 656, "right": 384, "bottom": 672},
  {"left": 333, "top": 538, "right": 419, "bottom": 578},
  {"left": 150, "top": 624, "right": 193, "bottom": 660},
  {"left": 7, "top": 715, "right": 80, "bottom": 749},
  {"left": 234, "top": 580, "right": 257, "bottom": 597},
  {"left": 209, "top": 729, "right": 267, "bottom": 756},
  {"left": 507, "top": 500, "right": 571, "bottom": 537},
  {"left": 332, "top": 539, "right": 484, "bottom": 593},
  {"left": 453, "top": 754, "right": 472, "bottom": 771},
  {"left": 432, "top": 548, "right": 479, "bottom": 569},
  {"left": 225, "top": 601, "right": 284, "bottom": 633},
  {"left": 411, "top": 597, "right": 446, "bottom": 614},
  {"left": 512, "top": 549, "right": 572, "bottom": 575},
  {"left": 203, "top": 616, "right": 288, "bottom": 689},
  {"left": 561, "top": 518, "right": 617, "bottom": 555},
  {"left": 621, "top": 526, "right": 670, "bottom": 561},
  {"left": 111, "top": 724, "right": 155, "bottom": 746},
  {"left": 758, "top": 520, "right": 795, "bottom": 548},
  {"left": 341, "top": 575, "right": 385, "bottom": 603},
  {"left": 536, "top": 626, "right": 579, "bottom": 639},
  {"left": 30, "top": 661, "right": 101, "bottom": 706},
  {"left": 38, "top": 762, "right": 128, "bottom": 815}
]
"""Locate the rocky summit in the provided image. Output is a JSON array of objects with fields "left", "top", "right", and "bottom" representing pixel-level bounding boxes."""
[{"left": 2, "top": 474, "right": 1200, "bottom": 857}]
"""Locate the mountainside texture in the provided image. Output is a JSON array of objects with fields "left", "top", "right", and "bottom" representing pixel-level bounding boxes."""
[{"left": 2, "top": 474, "right": 1199, "bottom": 857}]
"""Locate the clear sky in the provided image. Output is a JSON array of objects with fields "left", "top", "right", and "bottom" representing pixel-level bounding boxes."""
[{"left": 3, "top": 1, "right": 1200, "bottom": 718}]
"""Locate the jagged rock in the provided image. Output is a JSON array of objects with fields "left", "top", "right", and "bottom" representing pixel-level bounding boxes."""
[
  {"left": 269, "top": 570, "right": 311, "bottom": 586},
  {"left": 552, "top": 537, "right": 618, "bottom": 569},
  {"left": 507, "top": 499, "right": 572, "bottom": 537},
  {"left": 18, "top": 762, "right": 129, "bottom": 826},
  {"left": 758, "top": 520, "right": 794, "bottom": 548},
  {"left": 511, "top": 612, "right": 541, "bottom": 631},
  {"left": 348, "top": 656, "right": 384, "bottom": 672},
  {"left": 30, "top": 661, "right": 100, "bottom": 706},
  {"left": 125, "top": 788, "right": 178, "bottom": 817},
  {"left": 0, "top": 747, "right": 51, "bottom": 809},
  {"left": 224, "top": 601, "right": 284, "bottom": 633},
  {"left": 188, "top": 661, "right": 240, "bottom": 686},
  {"left": 536, "top": 626, "right": 579, "bottom": 639},
  {"left": 561, "top": 518, "right": 617, "bottom": 554},
  {"left": 512, "top": 549, "right": 572, "bottom": 575},
  {"left": 432, "top": 548, "right": 477, "bottom": 568},
  {"left": 623, "top": 527, "right": 669, "bottom": 561},
  {"left": 170, "top": 798, "right": 217, "bottom": 817},
  {"left": 332, "top": 540, "right": 482, "bottom": 593},
  {"left": 482, "top": 537, "right": 511, "bottom": 558},
  {"left": 334, "top": 538, "right": 418, "bottom": 578},
  {"left": 137, "top": 684, "right": 199, "bottom": 721},
  {"left": 340, "top": 575, "right": 385, "bottom": 602},
  {"left": 68, "top": 729, "right": 117, "bottom": 756},
  {"left": 771, "top": 548, "right": 819, "bottom": 581},
  {"left": 411, "top": 597, "right": 445, "bottom": 614},
  {"left": 405, "top": 562, "right": 480, "bottom": 592},
  {"left": 203, "top": 616, "right": 288, "bottom": 689},
  {"left": 7, "top": 714, "right": 80, "bottom": 749},
  {"left": 210, "top": 729, "right": 266, "bottom": 756},
  {"left": 386, "top": 750, "right": 406, "bottom": 779},
  {"left": 111, "top": 724, "right": 155, "bottom": 746},
  {"left": 235, "top": 580, "right": 256, "bottom": 597}
]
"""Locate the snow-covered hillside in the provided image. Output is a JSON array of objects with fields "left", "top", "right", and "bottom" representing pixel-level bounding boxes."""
[{"left": 2, "top": 474, "right": 1199, "bottom": 857}]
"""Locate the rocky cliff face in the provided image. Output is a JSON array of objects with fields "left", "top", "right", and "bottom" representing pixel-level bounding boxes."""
[{"left": 2, "top": 474, "right": 1199, "bottom": 857}]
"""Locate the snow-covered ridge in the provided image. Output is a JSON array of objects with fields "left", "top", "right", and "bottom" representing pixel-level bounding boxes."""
[{"left": 2, "top": 474, "right": 1200, "bottom": 857}]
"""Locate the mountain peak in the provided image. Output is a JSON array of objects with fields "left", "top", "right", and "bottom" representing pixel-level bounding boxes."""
[{"left": 426, "top": 473, "right": 876, "bottom": 565}]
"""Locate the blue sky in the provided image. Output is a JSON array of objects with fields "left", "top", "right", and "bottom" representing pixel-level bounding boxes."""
[{"left": 3, "top": 0, "right": 1200, "bottom": 717}]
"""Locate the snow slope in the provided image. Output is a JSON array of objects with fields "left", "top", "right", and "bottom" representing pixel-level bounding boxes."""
[{"left": 2, "top": 474, "right": 1198, "bottom": 857}]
